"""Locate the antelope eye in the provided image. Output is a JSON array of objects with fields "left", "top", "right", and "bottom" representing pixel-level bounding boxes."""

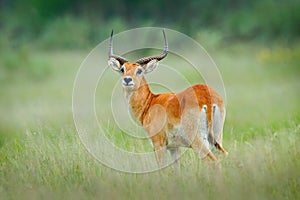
[
  {"left": 136, "top": 68, "right": 143, "bottom": 75},
  {"left": 120, "top": 67, "right": 125, "bottom": 73}
]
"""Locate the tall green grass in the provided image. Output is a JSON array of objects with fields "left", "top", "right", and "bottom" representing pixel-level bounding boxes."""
[{"left": 0, "top": 122, "right": 299, "bottom": 199}]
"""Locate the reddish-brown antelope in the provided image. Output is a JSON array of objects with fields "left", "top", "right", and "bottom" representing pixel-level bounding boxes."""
[{"left": 108, "top": 30, "right": 228, "bottom": 168}]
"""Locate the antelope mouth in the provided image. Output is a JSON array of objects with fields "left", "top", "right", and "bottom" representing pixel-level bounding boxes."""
[{"left": 123, "top": 83, "right": 134, "bottom": 87}]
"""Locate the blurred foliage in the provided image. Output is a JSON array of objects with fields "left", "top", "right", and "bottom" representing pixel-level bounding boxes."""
[
  {"left": 257, "top": 46, "right": 300, "bottom": 64},
  {"left": 38, "top": 16, "right": 90, "bottom": 49},
  {"left": 0, "top": 0, "right": 299, "bottom": 80},
  {"left": 0, "top": 0, "right": 299, "bottom": 50},
  {"left": 0, "top": 46, "right": 51, "bottom": 81}
]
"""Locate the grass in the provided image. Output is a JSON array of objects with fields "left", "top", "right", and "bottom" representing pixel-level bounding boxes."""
[
  {"left": 0, "top": 124, "right": 299, "bottom": 199},
  {"left": 0, "top": 39, "right": 299, "bottom": 199}
]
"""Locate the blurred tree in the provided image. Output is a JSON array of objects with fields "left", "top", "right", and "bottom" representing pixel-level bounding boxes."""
[{"left": 0, "top": 0, "right": 299, "bottom": 49}]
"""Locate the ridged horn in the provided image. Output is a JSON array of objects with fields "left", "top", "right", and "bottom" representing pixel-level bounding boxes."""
[
  {"left": 108, "top": 30, "right": 128, "bottom": 65},
  {"left": 136, "top": 30, "right": 168, "bottom": 65}
]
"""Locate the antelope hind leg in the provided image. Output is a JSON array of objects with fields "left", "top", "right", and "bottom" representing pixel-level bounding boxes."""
[{"left": 215, "top": 142, "right": 228, "bottom": 156}]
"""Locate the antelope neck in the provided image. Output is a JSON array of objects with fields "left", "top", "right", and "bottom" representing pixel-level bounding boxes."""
[{"left": 128, "top": 77, "right": 154, "bottom": 124}]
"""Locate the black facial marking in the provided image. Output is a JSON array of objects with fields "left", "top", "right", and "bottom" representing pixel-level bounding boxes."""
[{"left": 136, "top": 68, "right": 143, "bottom": 75}]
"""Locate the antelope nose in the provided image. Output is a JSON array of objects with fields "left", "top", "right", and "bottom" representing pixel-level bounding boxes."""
[{"left": 124, "top": 77, "right": 132, "bottom": 84}]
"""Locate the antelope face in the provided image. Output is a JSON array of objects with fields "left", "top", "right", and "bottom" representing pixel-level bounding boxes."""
[
  {"left": 108, "top": 59, "right": 159, "bottom": 91},
  {"left": 120, "top": 63, "right": 140, "bottom": 88},
  {"left": 108, "top": 30, "right": 168, "bottom": 91}
]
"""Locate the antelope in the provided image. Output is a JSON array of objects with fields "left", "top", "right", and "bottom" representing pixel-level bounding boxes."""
[{"left": 108, "top": 30, "right": 228, "bottom": 168}]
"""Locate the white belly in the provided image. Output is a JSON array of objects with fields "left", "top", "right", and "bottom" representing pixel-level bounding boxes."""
[{"left": 166, "top": 125, "right": 190, "bottom": 148}]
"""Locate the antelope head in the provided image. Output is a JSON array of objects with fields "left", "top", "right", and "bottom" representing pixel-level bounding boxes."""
[{"left": 108, "top": 30, "right": 168, "bottom": 92}]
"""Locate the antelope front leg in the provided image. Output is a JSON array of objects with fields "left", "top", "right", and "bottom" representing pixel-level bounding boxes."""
[
  {"left": 169, "top": 148, "right": 181, "bottom": 171},
  {"left": 150, "top": 132, "right": 168, "bottom": 167},
  {"left": 153, "top": 145, "right": 167, "bottom": 167}
]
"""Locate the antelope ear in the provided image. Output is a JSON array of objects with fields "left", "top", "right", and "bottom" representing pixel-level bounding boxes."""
[
  {"left": 108, "top": 57, "right": 121, "bottom": 72},
  {"left": 144, "top": 59, "right": 158, "bottom": 74}
]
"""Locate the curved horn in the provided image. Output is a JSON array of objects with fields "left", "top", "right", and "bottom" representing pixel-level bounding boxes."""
[
  {"left": 136, "top": 30, "right": 168, "bottom": 65},
  {"left": 108, "top": 30, "right": 128, "bottom": 65}
]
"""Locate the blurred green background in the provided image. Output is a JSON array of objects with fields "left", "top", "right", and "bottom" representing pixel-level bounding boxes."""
[
  {"left": 0, "top": 0, "right": 299, "bottom": 199},
  {"left": 1, "top": 0, "right": 300, "bottom": 49}
]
